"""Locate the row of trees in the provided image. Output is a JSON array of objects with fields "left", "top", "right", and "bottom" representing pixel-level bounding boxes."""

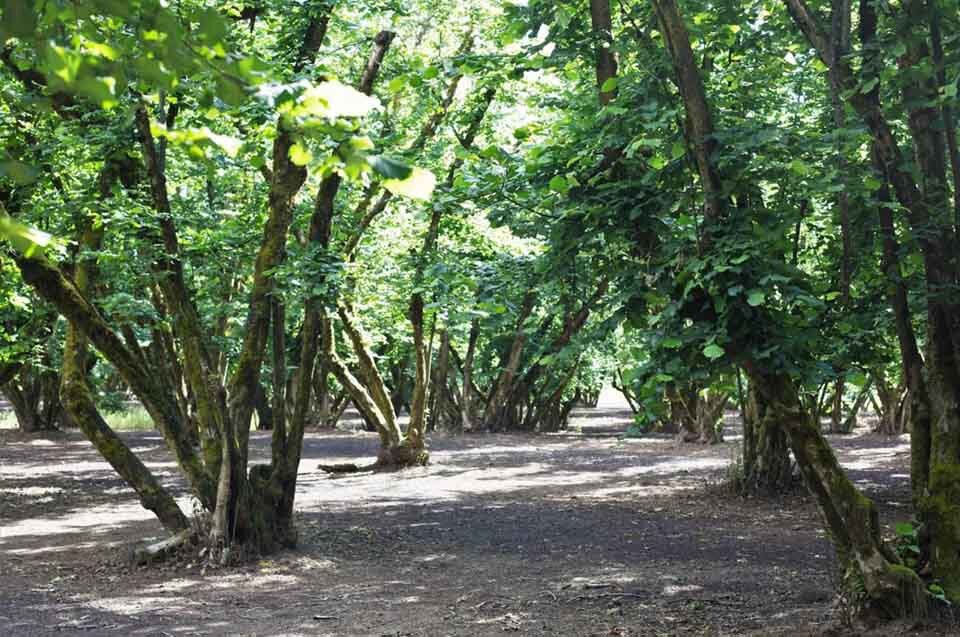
[{"left": 2, "top": 0, "right": 959, "bottom": 620}]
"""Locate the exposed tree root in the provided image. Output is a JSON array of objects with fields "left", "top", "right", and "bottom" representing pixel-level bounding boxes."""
[{"left": 132, "top": 529, "right": 194, "bottom": 565}]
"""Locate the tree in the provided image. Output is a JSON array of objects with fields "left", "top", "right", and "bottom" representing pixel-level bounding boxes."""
[{"left": 0, "top": 0, "right": 435, "bottom": 557}]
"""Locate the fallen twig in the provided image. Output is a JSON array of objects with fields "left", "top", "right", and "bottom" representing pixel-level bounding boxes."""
[{"left": 573, "top": 592, "right": 645, "bottom": 601}]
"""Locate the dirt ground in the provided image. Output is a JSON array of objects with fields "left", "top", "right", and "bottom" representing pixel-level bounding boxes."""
[{"left": 0, "top": 407, "right": 952, "bottom": 636}]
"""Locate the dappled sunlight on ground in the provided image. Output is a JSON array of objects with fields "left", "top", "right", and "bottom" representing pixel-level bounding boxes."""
[{"left": 0, "top": 407, "right": 938, "bottom": 635}]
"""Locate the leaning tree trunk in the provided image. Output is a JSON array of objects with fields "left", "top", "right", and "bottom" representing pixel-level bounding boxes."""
[
  {"left": 460, "top": 319, "right": 479, "bottom": 430},
  {"left": 744, "top": 365, "right": 924, "bottom": 616},
  {"left": 483, "top": 290, "right": 536, "bottom": 431},
  {"left": 655, "top": 0, "right": 926, "bottom": 614},
  {"left": 62, "top": 155, "right": 190, "bottom": 533},
  {"left": 871, "top": 374, "right": 906, "bottom": 435}
]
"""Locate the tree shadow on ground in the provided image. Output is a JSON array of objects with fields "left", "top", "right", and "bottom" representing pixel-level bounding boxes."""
[{"left": 0, "top": 408, "right": 947, "bottom": 636}]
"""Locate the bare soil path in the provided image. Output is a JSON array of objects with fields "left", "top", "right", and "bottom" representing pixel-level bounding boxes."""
[{"left": 0, "top": 408, "right": 948, "bottom": 636}]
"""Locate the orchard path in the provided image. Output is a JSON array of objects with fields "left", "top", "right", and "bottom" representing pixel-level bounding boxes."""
[{"left": 0, "top": 395, "right": 944, "bottom": 636}]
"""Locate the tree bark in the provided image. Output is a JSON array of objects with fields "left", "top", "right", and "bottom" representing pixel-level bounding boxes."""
[
  {"left": 655, "top": 0, "right": 926, "bottom": 612},
  {"left": 460, "top": 319, "right": 479, "bottom": 430},
  {"left": 483, "top": 290, "right": 536, "bottom": 430},
  {"left": 742, "top": 381, "right": 793, "bottom": 495},
  {"left": 589, "top": 0, "right": 619, "bottom": 105}
]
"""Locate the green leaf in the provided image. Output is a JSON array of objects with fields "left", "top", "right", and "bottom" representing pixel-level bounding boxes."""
[
  {"left": 215, "top": 75, "right": 247, "bottom": 106},
  {"left": 368, "top": 155, "right": 413, "bottom": 180},
  {"left": 75, "top": 76, "right": 118, "bottom": 109},
  {"left": 289, "top": 142, "right": 312, "bottom": 166},
  {"left": 549, "top": 175, "right": 568, "bottom": 193},
  {"left": 383, "top": 166, "right": 436, "bottom": 200},
  {"left": 600, "top": 77, "right": 618, "bottom": 93},
  {"left": 513, "top": 126, "right": 531, "bottom": 141},
  {"left": 297, "top": 81, "right": 380, "bottom": 119},
  {"left": 196, "top": 7, "right": 228, "bottom": 46},
  {"left": 0, "top": 160, "right": 38, "bottom": 185},
  {"left": 788, "top": 159, "right": 810, "bottom": 176},
  {"left": 662, "top": 337, "right": 682, "bottom": 349},
  {"left": 747, "top": 290, "right": 766, "bottom": 306},
  {"left": 894, "top": 522, "right": 915, "bottom": 538},
  {"left": 388, "top": 76, "right": 406, "bottom": 93},
  {"left": 702, "top": 344, "right": 725, "bottom": 360},
  {"left": 0, "top": 214, "right": 54, "bottom": 259},
  {"left": 671, "top": 141, "right": 685, "bottom": 160},
  {"left": 848, "top": 371, "right": 868, "bottom": 388}
]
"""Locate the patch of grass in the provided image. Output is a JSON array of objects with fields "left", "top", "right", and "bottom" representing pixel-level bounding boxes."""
[
  {"left": 1, "top": 407, "right": 156, "bottom": 431},
  {"left": 105, "top": 407, "right": 155, "bottom": 431}
]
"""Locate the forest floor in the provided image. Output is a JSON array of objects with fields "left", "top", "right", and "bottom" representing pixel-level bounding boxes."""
[{"left": 0, "top": 407, "right": 952, "bottom": 636}]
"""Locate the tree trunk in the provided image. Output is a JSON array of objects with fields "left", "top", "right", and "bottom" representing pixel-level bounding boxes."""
[
  {"left": 744, "top": 366, "right": 924, "bottom": 616},
  {"left": 871, "top": 373, "right": 906, "bottom": 435},
  {"left": 696, "top": 390, "right": 727, "bottom": 444},
  {"left": 839, "top": 381, "right": 872, "bottom": 434},
  {"left": 407, "top": 80, "right": 494, "bottom": 446},
  {"left": 827, "top": 0, "right": 853, "bottom": 437},
  {"left": 656, "top": 0, "right": 926, "bottom": 613},
  {"left": 667, "top": 383, "right": 699, "bottom": 441},
  {"left": 60, "top": 156, "right": 189, "bottom": 533},
  {"left": 613, "top": 368, "right": 640, "bottom": 415},
  {"left": 484, "top": 290, "right": 536, "bottom": 430},
  {"left": 741, "top": 381, "right": 793, "bottom": 495},
  {"left": 460, "top": 319, "right": 479, "bottom": 430},
  {"left": 589, "top": 0, "right": 618, "bottom": 105}
]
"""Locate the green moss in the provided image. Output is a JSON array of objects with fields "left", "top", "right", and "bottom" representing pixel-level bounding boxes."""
[
  {"left": 881, "top": 563, "right": 927, "bottom": 619},
  {"left": 921, "top": 463, "right": 960, "bottom": 603}
]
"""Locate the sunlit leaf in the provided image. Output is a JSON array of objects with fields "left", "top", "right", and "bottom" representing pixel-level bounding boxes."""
[
  {"left": 747, "top": 290, "right": 766, "bottom": 306},
  {"left": 383, "top": 167, "right": 436, "bottom": 200},
  {"left": 289, "top": 142, "right": 312, "bottom": 166},
  {"left": 0, "top": 214, "right": 54, "bottom": 259},
  {"left": 549, "top": 175, "right": 568, "bottom": 193},
  {"left": 298, "top": 81, "right": 380, "bottom": 119}
]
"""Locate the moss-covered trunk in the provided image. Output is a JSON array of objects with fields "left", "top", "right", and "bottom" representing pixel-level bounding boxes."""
[
  {"left": 60, "top": 159, "right": 189, "bottom": 533},
  {"left": 741, "top": 381, "right": 793, "bottom": 495},
  {"left": 745, "top": 364, "right": 924, "bottom": 616}
]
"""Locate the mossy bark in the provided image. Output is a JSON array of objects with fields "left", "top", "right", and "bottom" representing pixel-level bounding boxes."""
[
  {"left": 59, "top": 162, "right": 189, "bottom": 533},
  {"left": 696, "top": 390, "right": 727, "bottom": 444},
  {"left": 657, "top": 0, "right": 928, "bottom": 615},
  {"left": 62, "top": 324, "right": 190, "bottom": 532},
  {"left": 337, "top": 304, "right": 403, "bottom": 442},
  {"left": 742, "top": 382, "right": 793, "bottom": 495},
  {"left": 745, "top": 365, "right": 925, "bottom": 617}
]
